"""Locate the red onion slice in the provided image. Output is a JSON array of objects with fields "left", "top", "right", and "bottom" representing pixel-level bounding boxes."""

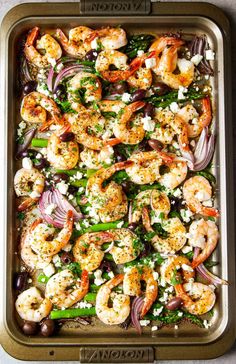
[
  {"left": 128, "top": 203, "right": 133, "bottom": 224},
  {"left": 131, "top": 297, "right": 144, "bottom": 335},
  {"left": 16, "top": 127, "right": 37, "bottom": 159},
  {"left": 189, "top": 35, "right": 214, "bottom": 76},
  {"left": 191, "top": 127, "right": 215, "bottom": 171},
  {"left": 53, "top": 65, "right": 92, "bottom": 92}
]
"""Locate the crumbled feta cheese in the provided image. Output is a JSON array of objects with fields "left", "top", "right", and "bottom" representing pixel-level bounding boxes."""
[
  {"left": 19, "top": 121, "right": 26, "bottom": 129},
  {"left": 108, "top": 271, "right": 115, "bottom": 279},
  {"left": 116, "top": 221, "right": 124, "bottom": 228},
  {"left": 137, "top": 50, "right": 144, "bottom": 57},
  {"left": 153, "top": 271, "right": 159, "bottom": 280},
  {"left": 151, "top": 326, "right": 158, "bottom": 331},
  {"left": 180, "top": 209, "right": 193, "bottom": 223},
  {"left": 37, "top": 82, "right": 50, "bottom": 97},
  {"left": 30, "top": 191, "right": 41, "bottom": 199},
  {"left": 43, "top": 263, "right": 56, "bottom": 277},
  {"left": 44, "top": 203, "right": 57, "bottom": 215},
  {"left": 62, "top": 243, "right": 72, "bottom": 252},
  {"left": 169, "top": 102, "right": 180, "bottom": 113},
  {"left": 77, "top": 301, "right": 92, "bottom": 309},
  {"left": 86, "top": 95, "right": 95, "bottom": 102},
  {"left": 177, "top": 58, "right": 194, "bottom": 73},
  {"left": 203, "top": 319, "right": 212, "bottom": 329},
  {"left": 174, "top": 325, "right": 179, "bottom": 330},
  {"left": 94, "top": 269, "right": 106, "bottom": 286},
  {"left": 36, "top": 153, "right": 42, "bottom": 159},
  {"left": 75, "top": 222, "right": 81, "bottom": 231},
  {"left": 182, "top": 264, "right": 194, "bottom": 272},
  {"left": 41, "top": 148, "right": 47, "bottom": 156},
  {"left": 205, "top": 49, "right": 215, "bottom": 60},
  {"left": 141, "top": 116, "right": 156, "bottom": 132},
  {"left": 178, "top": 86, "right": 188, "bottom": 100},
  {"left": 181, "top": 245, "right": 193, "bottom": 254},
  {"left": 173, "top": 188, "right": 182, "bottom": 198},
  {"left": 83, "top": 219, "right": 90, "bottom": 228},
  {"left": 68, "top": 194, "right": 74, "bottom": 201},
  {"left": 153, "top": 306, "right": 163, "bottom": 316},
  {"left": 78, "top": 187, "right": 85, "bottom": 193},
  {"left": 205, "top": 75, "right": 210, "bottom": 80},
  {"left": 91, "top": 37, "right": 99, "bottom": 49},
  {"left": 27, "top": 278, "right": 32, "bottom": 283},
  {"left": 202, "top": 199, "right": 213, "bottom": 207},
  {"left": 52, "top": 254, "right": 61, "bottom": 267},
  {"left": 145, "top": 57, "right": 156, "bottom": 69},
  {"left": 121, "top": 92, "right": 131, "bottom": 103},
  {"left": 47, "top": 57, "right": 57, "bottom": 67},
  {"left": 56, "top": 181, "right": 69, "bottom": 195},
  {"left": 22, "top": 157, "right": 33, "bottom": 170},
  {"left": 75, "top": 171, "right": 83, "bottom": 180},
  {"left": 190, "top": 54, "right": 203, "bottom": 66},
  {"left": 178, "top": 312, "right": 183, "bottom": 317},
  {"left": 159, "top": 292, "right": 169, "bottom": 303},
  {"left": 195, "top": 191, "right": 211, "bottom": 201},
  {"left": 172, "top": 141, "right": 180, "bottom": 149},
  {"left": 140, "top": 320, "right": 150, "bottom": 326}
]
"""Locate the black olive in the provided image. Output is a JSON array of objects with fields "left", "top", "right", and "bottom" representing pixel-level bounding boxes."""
[
  {"left": 128, "top": 222, "right": 139, "bottom": 231},
  {"left": 138, "top": 139, "right": 153, "bottom": 152},
  {"left": 60, "top": 252, "right": 73, "bottom": 265},
  {"left": 114, "top": 151, "right": 126, "bottom": 163},
  {"left": 68, "top": 185, "right": 78, "bottom": 195},
  {"left": 59, "top": 132, "right": 75, "bottom": 142},
  {"left": 85, "top": 49, "right": 99, "bottom": 62},
  {"left": 148, "top": 139, "right": 164, "bottom": 151},
  {"left": 14, "top": 272, "right": 29, "bottom": 291},
  {"left": 121, "top": 181, "right": 134, "bottom": 194},
  {"left": 22, "top": 321, "right": 38, "bottom": 335},
  {"left": 40, "top": 319, "right": 55, "bottom": 337},
  {"left": 165, "top": 297, "right": 184, "bottom": 310},
  {"left": 52, "top": 173, "right": 69, "bottom": 184},
  {"left": 33, "top": 157, "right": 47, "bottom": 170},
  {"left": 143, "top": 103, "right": 155, "bottom": 118},
  {"left": 170, "top": 197, "right": 183, "bottom": 211},
  {"left": 152, "top": 82, "right": 171, "bottom": 96},
  {"left": 23, "top": 81, "right": 38, "bottom": 95},
  {"left": 107, "top": 81, "right": 128, "bottom": 95},
  {"left": 131, "top": 89, "right": 146, "bottom": 102},
  {"left": 54, "top": 84, "right": 66, "bottom": 102}
]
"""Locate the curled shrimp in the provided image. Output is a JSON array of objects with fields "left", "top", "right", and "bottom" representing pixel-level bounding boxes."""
[
  {"left": 15, "top": 287, "right": 52, "bottom": 322},
  {"left": 86, "top": 160, "right": 133, "bottom": 222},
  {"left": 73, "top": 231, "right": 114, "bottom": 272},
  {"left": 131, "top": 190, "right": 170, "bottom": 223},
  {"left": 152, "top": 109, "right": 176, "bottom": 145},
  {"left": 188, "top": 219, "right": 219, "bottom": 268},
  {"left": 109, "top": 228, "right": 140, "bottom": 264},
  {"left": 96, "top": 274, "right": 130, "bottom": 325},
  {"left": 125, "top": 150, "right": 173, "bottom": 185},
  {"left": 142, "top": 207, "right": 186, "bottom": 254},
  {"left": 28, "top": 210, "right": 73, "bottom": 256},
  {"left": 14, "top": 167, "right": 45, "bottom": 211},
  {"left": 55, "top": 26, "right": 93, "bottom": 57},
  {"left": 183, "top": 176, "right": 219, "bottom": 217},
  {"left": 175, "top": 282, "right": 216, "bottom": 315},
  {"left": 159, "top": 158, "right": 188, "bottom": 190},
  {"left": 24, "top": 27, "right": 62, "bottom": 68},
  {"left": 45, "top": 269, "right": 89, "bottom": 308},
  {"left": 89, "top": 27, "right": 127, "bottom": 50},
  {"left": 123, "top": 266, "right": 158, "bottom": 317},
  {"left": 113, "top": 101, "right": 146, "bottom": 144},
  {"left": 47, "top": 127, "right": 79, "bottom": 169},
  {"left": 21, "top": 91, "right": 61, "bottom": 127},
  {"left": 160, "top": 256, "right": 195, "bottom": 285}
]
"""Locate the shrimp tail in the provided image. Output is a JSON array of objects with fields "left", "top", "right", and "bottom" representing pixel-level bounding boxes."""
[
  {"left": 115, "top": 160, "right": 134, "bottom": 171},
  {"left": 80, "top": 269, "right": 90, "bottom": 292},
  {"left": 17, "top": 197, "right": 38, "bottom": 211},
  {"left": 25, "top": 26, "right": 39, "bottom": 47},
  {"left": 105, "top": 138, "right": 121, "bottom": 147},
  {"left": 66, "top": 210, "right": 74, "bottom": 229},
  {"left": 202, "top": 207, "right": 220, "bottom": 217},
  {"left": 199, "top": 97, "right": 212, "bottom": 128}
]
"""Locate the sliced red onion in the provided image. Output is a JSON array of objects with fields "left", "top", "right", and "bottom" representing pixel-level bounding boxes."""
[
  {"left": 103, "top": 241, "right": 114, "bottom": 253},
  {"left": 128, "top": 203, "right": 133, "bottom": 224},
  {"left": 39, "top": 189, "right": 83, "bottom": 228},
  {"left": 47, "top": 66, "right": 54, "bottom": 92},
  {"left": 53, "top": 65, "right": 92, "bottom": 92},
  {"left": 16, "top": 127, "right": 37, "bottom": 159},
  {"left": 47, "top": 57, "right": 80, "bottom": 92},
  {"left": 191, "top": 127, "right": 215, "bottom": 171},
  {"left": 189, "top": 35, "right": 214, "bottom": 76},
  {"left": 131, "top": 297, "right": 144, "bottom": 335}
]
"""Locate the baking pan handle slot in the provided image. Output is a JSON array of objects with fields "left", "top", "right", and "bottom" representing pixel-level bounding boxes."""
[
  {"left": 80, "top": 346, "right": 154, "bottom": 363},
  {"left": 80, "top": 0, "right": 151, "bottom": 15}
]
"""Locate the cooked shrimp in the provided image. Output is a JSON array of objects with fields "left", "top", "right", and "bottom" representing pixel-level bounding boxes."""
[
  {"left": 65, "top": 111, "right": 120, "bottom": 151},
  {"left": 15, "top": 287, "right": 52, "bottom": 322},
  {"left": 175, "top": 282, "right": 216, "bottom": 315},
  {"left": 96, "top": 274, "right": 130, "bottom": 325},
  {"left": 98, "top": 100, "right": 125, "bottom": 114},
  {"left": 123, "top": 266, "right": 158, "bottom": 317},
  {"left": 86, "top": 160, "right": 133, "bottom": 222},
  {"left": 109, "top": 228, "right": 139, "bottom": 264},
  {"left": 113, "top": 101, "right": 146, "bottom": 144},
  {"left": 14, "top": 168, "right": 45, "bottom": 211},
  {"left": 142, "top": 207, "right": 186, "bottom": 253},
  {"left": 68, "top": 72, "right": 102, "bottom": 110},
  {"left": 47, "top": 127, "right": 79, "bottom": 170},
  {"left": 160, "top": 256, "right": 195, "bottom": 285},
  {"left": 90, "top": 27, "right": 127, "bottom": 50},
  {"left": 188, "top": 219, "right": 219, "bottom": 268},
  {"left": 73, "top": 231, "right": 114, "bottom": 272},
  {"left": 21, "top": 91, "right": 61, "bottom": 125},
  {"left": 24, "top": 27, "right": 62, "bottom": 68},
  {"left": 125, "top": 150, "right": 173, "bottom": 185},
  {"left": 131, "top": 190, "right": 170, "bottom": 223},
  {"left": 159, "top": 159, "right": 188, "bottom": 190},
  {"left": 55, "top": 26, "right": 93, "bottom": 57},
  {"left": 127, "top": 67, "right": 152, "bottom": 90},
  {"left": 80, "top": 146, "right": 114, "bottom": 169},
  {"left": 149, "top": 36, "right": 184, "bottom": 75},
  {"left": 28, "top": 210, "right": 73, "bottom": 256},
  {"left": 177, "top": 98, "right": 212, "bottom": 138},
  {"left": 45, "top": 269, "right": 89, "bottom": 308},
  {"left": 151, "top": 109, "right": 176, "bottom": 145},
  {"left": 161, "top": 50, "right": 195, "bottom": 89},
  {"left": 183, "top": 176, "right": 219, "bottom": 217}
]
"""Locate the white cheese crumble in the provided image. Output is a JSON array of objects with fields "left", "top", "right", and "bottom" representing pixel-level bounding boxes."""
[
  {"left": 47, "top": 57, "right": 57, "bottom": 67},
  {"left": 44, "top": 203, "right": 57, "bottom": 215},
  {"left": 22, "top": 157, "right": 33, "bottom": 170},
  {"left": 77, "top": 301, "right": 92, "bottom": 309},
  {"left": 37, "top": 82, "right": 50, "bottom": 97},
  {"left": 52, "top": 254, "right": 61, "bottom": 267},
  {"left": 121, "top": 92, "right": 131, "bottom": 103},
  {"left": 205, "top": 49, "right": 215, "bottom": 60},
  {"left": 181, "top": 245, "right": 193, "bottom": 254},
  {"left": 169, "top": 102, "right": 180, "bottom": 113},
  {"left": 91, "top": 37, "right": 99, "bottom": 49},
  {"left": 177, "top": 58, "right": 194, "bottom": 73},
  {"left": 140, "top": 320, "right": 150, "bottom": 327},
  {"left": 174, "top": 325, "right": 179, "bottom": 330},
  {"left": 62, "top": 243, "right": 72, "bottom": 252},
  {"left": 94, "top": 269, "right": 106, "bottom": 286},
  {"left": 202, "top": 199, "right": 213, "bottom": 207},
  {"left": 173, "top": 188, "right": 182, "bottom": 198},
  {"left": 151, "top": 326, "right": 158, "bottom": 331},
  {"left": 190, "top": 54, "right": 203, "bottom": 66},
  {"left": 203, "top": 319, "right": 212, "bottom": 329},
  {"left": 56, "top": 181, "right": 69, "bottom": 195},
  {"left": 153, "top": 306, "right": 163, "bottom": 316},
  {"left": 145, "top": 57, "right": 156, "bottom": 69},
  {"left": 182, "top": 264, "right": 194, "bottom": 272},
  {"left": 108, "top": 271, "right": 115, "bottom": 279},
  {"left": 30, "top": 191, "right": 41, "bottom": 199},
  {"left": 141, "top": 116, "right": 155, "bottom": 132},
  {"left": 180, "top": 209, "right": 193, "bottom": 223},
  {"left": 153, "top": 271, "right": 159, "bottom": 280},
  {"left": 178, "top": 86, "right": 188, "bottom": 100},
  {"left": 43, "top": 263, "right": 56, "bottom": 277},
  {"left": 116, "top": 221, "right": 124, "bottom": 228},
  {"left": 137, "top": 50, "right": 144, "bottom": 57}
]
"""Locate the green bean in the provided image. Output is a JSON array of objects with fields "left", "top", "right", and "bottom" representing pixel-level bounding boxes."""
[
  {"left": 55, "top": 169, "right": 84, "bottom": 176},
  {"left": 85, "top": 221, "right": 125, "bottom": 232},
  {"left": 86, "top": 169, "right": 97, "bottom": 178},
  {"left": 70, "top": 179, "right": 88, "bottom": 188},
  {"left": 50, "top": 307, "right": 96, "bottom": 320},
  {"left": 83, "top": 292, "right": 97, "bottom": 303},
  {"left": 31, "top": 138, "right": 48, "bottom": 148},
  {"left": 37, "top": 273, "right": 50, "bottom": 284}
]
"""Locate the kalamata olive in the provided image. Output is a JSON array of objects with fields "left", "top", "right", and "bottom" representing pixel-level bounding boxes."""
[
  {"left": 138, "top": 139, "right": 153, "bottom": 152},
  {"left": 85, "top": 49, "right": 99, "bottom": 62},
  {"left": 143, "top": 102, "right": 155, "bottom": 118},
  {"left": 152, "top": 82, "right": 171, "bottom": 96},
  {"left": 107, "top": 81, "right": 128, "bottom": 95},
  {"left": 61, "top": 252, "right": 73, "bottom": 265},
  {"left": 114, "top": 151, "right": 126, "bottom": 163},
  {"left": 14, "top": 272, "right": 29, "bottom": 291},
  {"left": 165, "top": 297, "right": 184, "bottom": 311},
  {"left": 22, "top": 321, "right": 38, "bottom": 335},
  {"left": 54, "top": 84, "right": 66, "bottom": 102},
  {"left": 68, "top": 185, "right": 78, "bottom": 195},
  {"left": 148, "top": 139, "right": 164, "bottom": 151},
  {"left": 128, "top": 222, "right": 139, "bottom": 231},
  {"left": 59, "top": 132, "right": 75, "bottom": 142},
  {"left": 170, "top": 197, "right": 183, "bottom": 212},
  {"left": 40, "top": 319, "right": 55, "bottom": 337},
  {"left": 131, "top": 89, "right": 146, "bottom": 102},
  {"left": 52, "top": 173, "right": 69, "bottom": 184},
  {"left": 23, "top": 81, "right": 38, "bottom": 95},
  {"left": 34, "top": 157, "right": 47, "bottom": 170},
  {"left": 121, "top": 181, "right": 134, "bottom": 194}
]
